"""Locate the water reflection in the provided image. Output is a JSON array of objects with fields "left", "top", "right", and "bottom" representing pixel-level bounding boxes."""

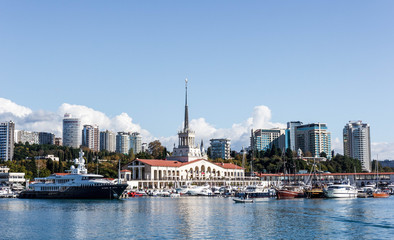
[{"left": 0, "top": 197, "right": 393, "bottom": 239}]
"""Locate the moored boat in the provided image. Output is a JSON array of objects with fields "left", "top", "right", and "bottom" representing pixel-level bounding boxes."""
[
  {"left": 305, "top": 187, "right": 325, "bottom": 198},
  {"left": 324, "top": 182, "right": 357, "bottom": 198},
  {"left": 372, "top": 190, "right": 390, "bottom": 198},
  {"left": 18, "top": 150, "right": 128, "bottom": 200},
  {"left": 235, "top": 185, "right": 276, "bottom": 200},
  {"left": 276, "top": 185, "right": 305, "bottom": 199}
]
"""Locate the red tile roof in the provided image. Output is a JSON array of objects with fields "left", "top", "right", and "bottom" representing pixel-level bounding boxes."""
[
  {"left": 137, "top": 159, "right": 185, "bottom": 167},
  {"left": 214, "top": 162, "right": 244, "bottom": 170},
  {"left": 120, "top": 170, "right": 131, "bottom": 172}
]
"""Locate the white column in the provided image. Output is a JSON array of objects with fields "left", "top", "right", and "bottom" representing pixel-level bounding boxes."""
[{"left": 139, "top": 167, "right": 142, "bottom": 180}]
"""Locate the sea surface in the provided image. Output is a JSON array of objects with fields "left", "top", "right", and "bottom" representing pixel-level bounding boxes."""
[{"left": 0, "top": 197, "right": 393, "bottom": 239}]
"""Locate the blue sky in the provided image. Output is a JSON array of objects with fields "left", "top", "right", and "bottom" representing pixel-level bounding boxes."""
[{"left": 1, "top": 1, "right": 394, "bottom": 158}]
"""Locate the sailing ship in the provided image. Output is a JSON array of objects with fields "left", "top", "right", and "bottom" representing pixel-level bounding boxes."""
[{"left": 372, "top": 157, "right": 389, "bottom": 198}]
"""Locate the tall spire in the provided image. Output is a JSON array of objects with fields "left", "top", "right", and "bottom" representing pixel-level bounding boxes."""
[{"left": 184, "top": 78, "right": 189, "bottom": 131}]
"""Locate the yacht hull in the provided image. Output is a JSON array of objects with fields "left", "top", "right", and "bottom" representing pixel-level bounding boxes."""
[
  {"left": 276, "top": 190, "right": 305, "bottom": 199},
  {"left": 324, "top": 191, "right": 357, "bottom": 198},
  {"left": 18, "top": 184, "right": 128, "bottom": 200}
]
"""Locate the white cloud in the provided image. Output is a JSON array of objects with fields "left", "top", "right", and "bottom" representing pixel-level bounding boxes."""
[
  {"left": 160, "top": 105, "right": 286, "bottom": 151},
  {"left": 0, "top": 98, "right": 32, "bottom": 117},
  {"left": 0, "top": 99, "right": 151, "bottom": 141},
  {"left": 371, "top": 142, "right": 394, "bottom": 160},
  {"left": 2, "top": 98, "right": 392, "bottom": 159}
]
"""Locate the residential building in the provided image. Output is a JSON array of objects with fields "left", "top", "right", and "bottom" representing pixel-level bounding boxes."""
[
  {"left": 210, "top": 138, "right": 231, "bottom": 160},
  {"left": 141, "top": 143, "right": 148, "bottom": 152},
  {"left": 286, "top": 121, "right": 303, "bottom": 151},
  {"left": 251, "top": 128, "right": 286, "bottom": 152},
  {"left": 62, "top": 113, "right": 81, "bottom": 148},
  {"left": 130, "top": 132, "right": 142, "bottom": 154},
  {"left": 0, "top": 121, "right": 15, "bottom": 161},
  {"left": 16, "top": 130, "right": 39, "bottom": 145},
  {"left": 0, "top": 166, "right": 25, "bottom": 188},
  {"left": 100, "top": 130, "right": 116, "bottom": 152},
  {"left": 55, "top": 137, "right": 62, "bottom": 146},
  {"left": 82, "top": 125, "right": 100, "bottom": 151},
  {"left": 39, "top": 132, "right": 55, "bottom": 145},
  {"left": 116, "top": 132, "right": 130, "bottom": 154},
  {"left": 295, "top": 123, "right": 331, "bottom": 159},
  {"left": 343, "top": 121, "right": 371, "bottom": 172},
  {"left": 168, "top": 79, "right": 207, "bottom": 162}
]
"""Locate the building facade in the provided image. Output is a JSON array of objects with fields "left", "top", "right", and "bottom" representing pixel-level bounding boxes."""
[
  {"left": 39, "top": 132, "right": 55, "bottom": 145},
  {"left": 286, "top": 121, "right": 303, "bottom": 151},
  {"left": 116, "top": 132, "right": 130, "bottom": 154},
  {"left": 295, "top": 123, "right": 331, "bottom": 159},
  {"left": 82, "top": 125, "right": 100, "bottom": 151},
  {"left": 100, "top": 130, "right": 116, "bottom": 152},
  {"left": 251, "top": 128, "right": 286, "bottom": 152},
  {"left": 168, "top": 79, "right": 207, "bottom": 162},
  {"left": 16, "top": 130, "right": 39, "bottom": 145},
  {"left": 343, "top": 121, "right": 371, "bottom": 172},
  {"left": 0, "top": 121, "right": 15, "bottom": 161},
  {"left": 62, "top": 113, "right": 81, "bottom": 148},
  {"left": 127, "top": 159, "right": 244, "bottom": 189},
  {"left": 210, "top": 138, "right": 231, "bottom": 160},
  {"left": 130, "top": 132, "right": 142, "bottom": 154}
]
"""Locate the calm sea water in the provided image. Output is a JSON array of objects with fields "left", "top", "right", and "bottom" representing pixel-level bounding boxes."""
[{"left": 0, "top": 197, "right": 393, "bottom": 239}]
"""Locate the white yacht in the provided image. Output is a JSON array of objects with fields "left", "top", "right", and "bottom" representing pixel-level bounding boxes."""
[
  {"left": 324, "top": 182, "right": 357, "bottom": 198},
  {"left": 0, "top": 186, "right": 16, "bottom": 198},
  {"left": 19, "top": 150, "right": 128, "bottom": 199},
  {"left": 187, "top": 185, "right": 213, "bottom": 196}
]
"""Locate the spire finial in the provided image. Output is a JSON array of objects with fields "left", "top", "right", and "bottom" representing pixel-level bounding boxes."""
[{"left": 184, "top": 78, "right": 189, "bottom": 131}]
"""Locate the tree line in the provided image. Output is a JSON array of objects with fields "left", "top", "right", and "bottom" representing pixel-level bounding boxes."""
[{"left": 2, "top": 142, "right": 392, "bottom": 180}]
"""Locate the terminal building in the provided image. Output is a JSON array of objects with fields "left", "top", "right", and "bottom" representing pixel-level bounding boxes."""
[{"left": 126, "top": 79, "right": 245, "bottom": 189}]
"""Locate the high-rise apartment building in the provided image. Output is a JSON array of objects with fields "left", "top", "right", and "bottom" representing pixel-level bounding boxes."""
[
  {"left": 295, "top": 123, "right": 331, "bottom": 159},
  {"left": 210, "top": 138, "right": 231, "bottom": 160},
  {"left": 82, "top": 125, "right": 100, "bottom": 151},
  {"left": 100, "top": 130, "right": 116, "bottom": 152},
  {"left": 286, "top": 121, "right": 303, "bottom": 151},
  {"left": 16, "top": 130, "right": 39, "bottom": 145},
  {"left": 343, "top": 121, "right": 371, "bottom": 172},
  {"left": 39, "top": 132, "right": 55, "bottom": 145},
  {"left": 116, "top": 132, "right": 130, "bottom": 154},
  {"left": 62, "top": 113, "right": 81, "bottom": 148},
  {"left": 130, "top": 132, "right": 142, "bottom": 154},
  {"left": 0, "top": 121, "right": 15, "bottom": 161},
  {"left": 251, "top": 128, "right": 286, "bottom": 152}
]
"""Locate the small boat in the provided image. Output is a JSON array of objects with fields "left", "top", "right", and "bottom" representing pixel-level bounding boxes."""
[
  {"left": 372, "top": 156, "right": 389, "bottom": 198},
  {"left": 233, "top": 198, "right": 253, "bottom": 203},
  {"left": 128, "top": 191, "right": 144, "bottom": 197},
  {"left": 235, "top": 185, "right": 276, "bottom": 200},
  {"left": 373, "top": 190, "right": 389, "bottom": 198},
  {"left": 357, "top": 187, "right": 374, "bottom": 198},
  {"left": 0, "top": 186, "right": 17, "bottom": 198}
]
